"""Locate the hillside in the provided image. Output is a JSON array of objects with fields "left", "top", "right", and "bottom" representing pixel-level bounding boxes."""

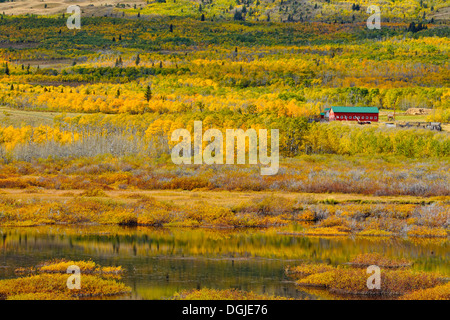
[{"left": 1, "top": 0, "right": 449, "bottom": 23}]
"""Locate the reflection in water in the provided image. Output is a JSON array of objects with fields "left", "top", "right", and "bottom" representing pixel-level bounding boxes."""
[{"left": 0, "top": 225, "right": 448, "bottom": 300}]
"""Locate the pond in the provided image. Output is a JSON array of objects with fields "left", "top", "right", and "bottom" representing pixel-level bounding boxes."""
[{"left": 0, "top": 225, "right": 448, "bottom": 300}]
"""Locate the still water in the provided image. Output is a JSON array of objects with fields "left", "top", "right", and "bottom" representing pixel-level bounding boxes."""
[{"left": 0, "top": 225, "right": 448, "bottom": 300}]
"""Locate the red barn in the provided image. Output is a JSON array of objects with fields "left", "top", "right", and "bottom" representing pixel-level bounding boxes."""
[{"left": 329, "top": 107, "right": 379, "bottom": 122}]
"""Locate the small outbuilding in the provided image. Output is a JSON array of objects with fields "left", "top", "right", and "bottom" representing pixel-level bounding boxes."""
[
  {"left": 320, "top": 108, "right": 331, "bottom": 119},
  {"left": 329, "top": 106, "right": 379, "bottom": 122}
]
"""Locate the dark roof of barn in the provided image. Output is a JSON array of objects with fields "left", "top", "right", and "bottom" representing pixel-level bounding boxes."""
[{"left": 331, "top": 107, "right": 379, "bottom": 113}]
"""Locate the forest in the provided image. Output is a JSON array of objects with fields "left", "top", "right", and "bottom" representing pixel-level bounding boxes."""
[{"left": 0, "top": 8, "right": 449, "bottom": 162}]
